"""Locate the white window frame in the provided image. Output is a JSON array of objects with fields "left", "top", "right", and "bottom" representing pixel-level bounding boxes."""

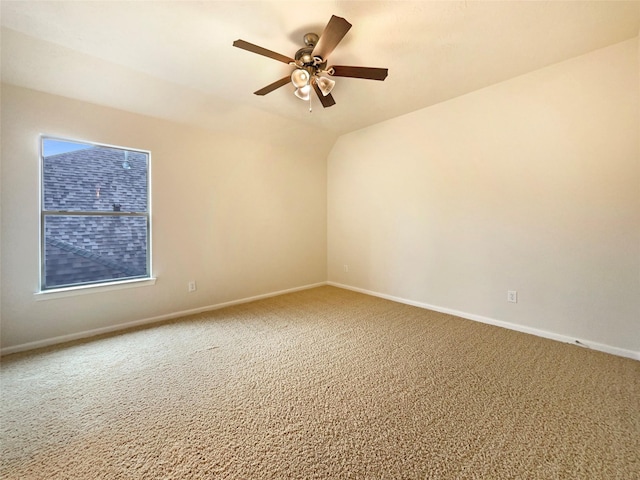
[{"left": 39, "top": 136, "right": 153, "bottom": 294}]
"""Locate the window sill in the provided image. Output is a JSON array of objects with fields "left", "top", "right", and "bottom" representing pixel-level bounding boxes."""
[{"left": 34, "top": 277, "right": 157, "bottom": 301}]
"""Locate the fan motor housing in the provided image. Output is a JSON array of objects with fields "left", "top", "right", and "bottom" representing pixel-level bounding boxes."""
[
  {"left": 295, "top": 47, "right": 314, "bottom": 65},
  {"left": 296, "top": 33, "right": 327, "bottom": 70}
]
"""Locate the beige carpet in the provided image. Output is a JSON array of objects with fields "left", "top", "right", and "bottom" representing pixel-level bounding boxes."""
[{"left": 1, "top": 286, "right": 639, "bottom": 479}]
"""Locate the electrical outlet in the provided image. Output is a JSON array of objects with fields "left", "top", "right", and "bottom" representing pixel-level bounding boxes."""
[
  {"left": 343, "top": 264, "right": 349, "bottom": 272},
  {"left": 188, "top": 281, "right": 197, "bottom": 293},
  {"left": 507, "top": 290, "right": 517, "bottom": 303}
]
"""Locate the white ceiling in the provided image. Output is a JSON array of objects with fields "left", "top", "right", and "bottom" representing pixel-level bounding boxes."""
[{"left": 2, "top": 1, "right": 639, "bottom": 141}]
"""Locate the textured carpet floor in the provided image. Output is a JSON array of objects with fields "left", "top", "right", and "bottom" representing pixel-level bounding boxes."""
[{"left": 1, "top": 286, "right": 639, "bottom": 479}]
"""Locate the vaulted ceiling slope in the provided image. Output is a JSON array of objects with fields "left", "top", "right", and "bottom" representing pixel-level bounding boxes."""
[{"left": 2, "top": 1, "right": 639, "bottom": 140}]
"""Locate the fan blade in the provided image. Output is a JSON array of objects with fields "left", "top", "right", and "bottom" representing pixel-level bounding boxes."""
[
  {"left": 311, "top": 15, "right": 352, "bottom": 61},
  {"left": 312, "top": 81, "right": 336, "bottom": 108},
  {"left": 254, "top": 76, "right": 291, "bottom": 96},
  {"left": 329, "top": 65, "right": 388, "bottom": 81},
  {"left": 233, "top": 39, "right": 295, "bottom": 64}
]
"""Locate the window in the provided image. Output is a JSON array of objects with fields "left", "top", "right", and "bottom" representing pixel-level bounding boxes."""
[{"left": 40, "top": 137, "right": 151, "bottom": 291}]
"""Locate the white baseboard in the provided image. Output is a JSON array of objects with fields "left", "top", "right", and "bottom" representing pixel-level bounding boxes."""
[
  {"left": 0, "top": 282, "right": 328, "bottom": 356},
  {"left": 4, "top": 281, "right": 638, "bottom": 361},
  {"left": 327, "top": 282, "right": 640, "bottom": 361}
]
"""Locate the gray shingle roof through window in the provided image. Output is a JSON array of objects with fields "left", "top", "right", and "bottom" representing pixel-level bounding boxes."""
[{"left": 43, "top": 146, "right": 149, "bottom": 288}]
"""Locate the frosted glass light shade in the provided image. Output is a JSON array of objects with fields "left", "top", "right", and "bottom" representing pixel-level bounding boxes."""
[
  {"left": 316, "top": 76, "right": 335, "bottom": 96},
  {"left": 291, "top": 69, "right": 310, "bottom": 88},
  {"left": 294, "top": 85, "right": 311, "bottom": 101}
]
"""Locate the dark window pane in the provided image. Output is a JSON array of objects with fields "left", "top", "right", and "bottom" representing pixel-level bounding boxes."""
[
  {"left": 44, "top": 215, "right": 148, "bottom": 289},
  {"left": 43, "top": 141, "right": 148, "bottom": 213}
]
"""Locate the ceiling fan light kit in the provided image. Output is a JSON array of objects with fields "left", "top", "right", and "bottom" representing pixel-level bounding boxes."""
[{"left": 233, "top": 15, "right": 388, "bottom": 110}]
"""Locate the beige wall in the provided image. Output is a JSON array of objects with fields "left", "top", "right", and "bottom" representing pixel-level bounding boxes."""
[
  {"left": 328, "top": 39, "right": 640, "bottom": 354},
  {"left": 2, "top": 38, "right": 638, "bottom": 356},
  {"left": 1, "top": 84, "right": 332, "bottom": 349}
]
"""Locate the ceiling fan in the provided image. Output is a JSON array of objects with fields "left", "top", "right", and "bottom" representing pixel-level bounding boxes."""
[{"left": 233, "top": 15, "right": 388, "bottom": 109}]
